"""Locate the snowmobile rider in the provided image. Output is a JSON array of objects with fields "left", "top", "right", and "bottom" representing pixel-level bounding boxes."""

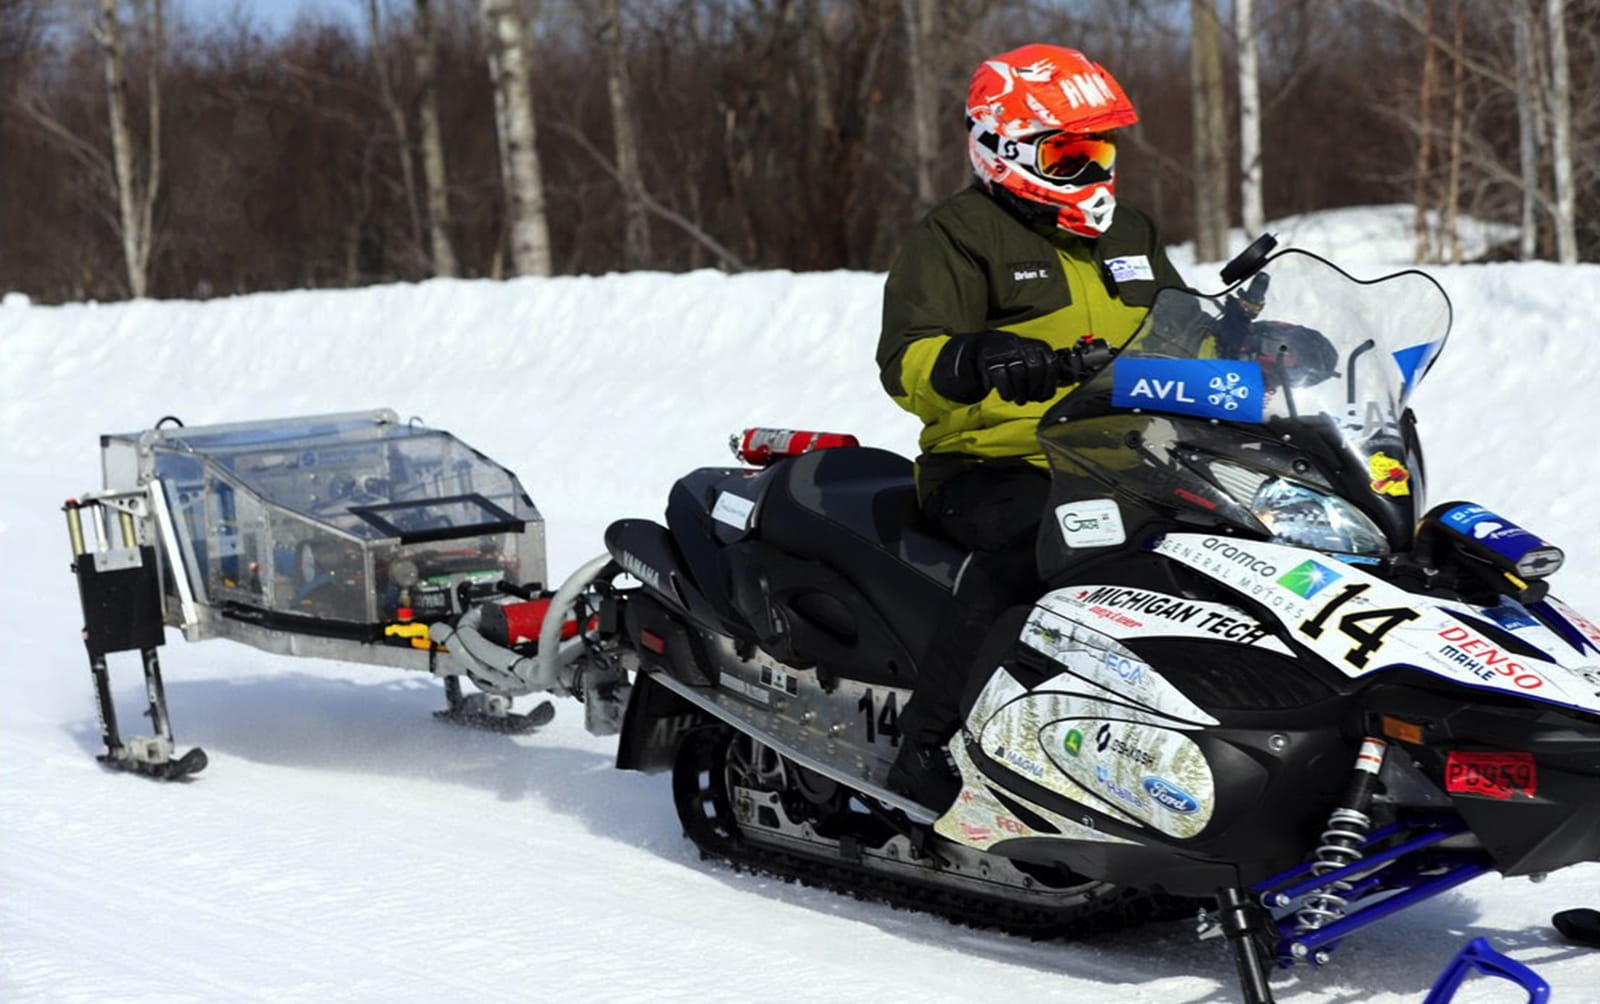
[{"left": 877, "top": 44, "right": 1187, "bottom": 809}]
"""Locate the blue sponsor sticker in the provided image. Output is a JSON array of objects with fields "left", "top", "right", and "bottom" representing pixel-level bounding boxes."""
[
  {"left": 1112, "top": 359, "right": 1265, "bottom": 422},
  {"left": 1141, "top": 776, "right": 1200, "bottom": 814},
  {"left": 1392, "top": 340, "right": 1444, "bottom": 395},
  {"left": 1439, "top": 504, "right": 1551, "bottom": 568},
  {"left": 1483, "top": 601, "right": 1539, "bottom": 632}
]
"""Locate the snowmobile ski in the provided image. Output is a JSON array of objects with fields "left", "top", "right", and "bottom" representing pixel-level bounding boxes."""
[
  {"left": 434, "top": 677, "right": 555, "bottom": 734},
  {"left": 1553, "top": 908, "right": 1600, "bottom": 949}
]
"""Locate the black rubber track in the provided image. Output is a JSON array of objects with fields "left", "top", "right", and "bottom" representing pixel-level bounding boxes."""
[{"left": 671, "top": 724, "right": 1195, "bottom": 941}]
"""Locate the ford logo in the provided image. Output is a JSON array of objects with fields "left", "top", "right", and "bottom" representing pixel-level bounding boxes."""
[{"left": 1142, "top": 776, "right": 1200, "bottom": 814}]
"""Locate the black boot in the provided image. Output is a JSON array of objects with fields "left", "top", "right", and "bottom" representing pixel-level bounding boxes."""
[{"left": 886, "top": 738, "right": 961, "bottom": 811}]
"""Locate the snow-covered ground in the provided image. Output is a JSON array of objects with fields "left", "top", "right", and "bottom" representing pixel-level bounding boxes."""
[{"left": 3, "top": 211, "right": 1598, "bottom": 1002}]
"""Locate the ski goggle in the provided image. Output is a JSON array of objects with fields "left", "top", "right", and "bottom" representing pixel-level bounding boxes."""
[{"left": 1020, "top": 131, "right": 1117, "bottom": 184}]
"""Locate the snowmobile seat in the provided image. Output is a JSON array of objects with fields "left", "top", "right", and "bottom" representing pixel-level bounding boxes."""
[{"left": 751, "top": 447, "right": 966, "bottom": 675}]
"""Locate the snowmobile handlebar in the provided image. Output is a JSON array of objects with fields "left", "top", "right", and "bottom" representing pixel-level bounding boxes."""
[{"left": 1054, "top": 337, "right": 1116, "bottom": 384}]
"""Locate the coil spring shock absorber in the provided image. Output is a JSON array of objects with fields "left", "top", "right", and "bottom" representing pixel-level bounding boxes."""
[{"left": 1294, "top": 737, "right": 1388, "bottom": 934}]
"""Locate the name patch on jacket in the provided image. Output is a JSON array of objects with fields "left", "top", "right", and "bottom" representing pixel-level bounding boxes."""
[
  {"left": 1106, "top": 255, "right": 1155, "bottom": 283},
  {"left": 1009, "top": 261, "right": 1053, "bottom": 282},
  {"left": 1111, "top": 359, "right": 1265, "bottom": 422}
]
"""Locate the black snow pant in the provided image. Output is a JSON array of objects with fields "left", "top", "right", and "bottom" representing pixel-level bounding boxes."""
[{"left": 897, "top": 460, "right": 1051, "bottom": 749}]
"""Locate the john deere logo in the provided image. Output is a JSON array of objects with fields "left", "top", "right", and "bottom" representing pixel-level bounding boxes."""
[{"left": 1063, "top": 729, "right": 1083, "bottom": 756}]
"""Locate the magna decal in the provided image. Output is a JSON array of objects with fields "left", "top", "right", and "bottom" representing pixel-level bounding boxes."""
[
  {"left": 1141, "top": 776, "right": 1201, "bottom": 814},
  {"left": 1200, "top": 538, "right": 1279, "bottom": 578},
  {"left": 1438, "top": 626, "right": 1546, "bottom": 690},
  {"left": 998, "top": 746, "right": 1047, "bottom": 780}
]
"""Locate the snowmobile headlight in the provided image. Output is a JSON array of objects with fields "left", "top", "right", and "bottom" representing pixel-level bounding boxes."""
[{"left": 1249, "top": 477, "right": 1390, "bottom": 556}]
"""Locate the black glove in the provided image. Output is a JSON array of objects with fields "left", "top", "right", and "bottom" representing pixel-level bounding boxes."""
[{"left": 931, "top": 330, "right": 1059, "bottom": 405}]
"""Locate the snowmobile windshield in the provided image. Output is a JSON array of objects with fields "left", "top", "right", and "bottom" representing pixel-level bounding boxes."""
[{"left": 1038, "top": 250, "right": 1452, "bottom": 565}]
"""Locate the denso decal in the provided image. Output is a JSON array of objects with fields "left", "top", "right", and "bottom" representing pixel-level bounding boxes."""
[
  {"left": 1141, "top": 776, "right": 1201, "bottom": 814},
  {"left": 1111, "top": 358, "right": 1265, "bottom": 423},
  {"left": 1445, "top": 751, "right": 1537, "bottom": 800},
  {"left": 1437, "top": 625, "right": 1545, "bottom": 690}
]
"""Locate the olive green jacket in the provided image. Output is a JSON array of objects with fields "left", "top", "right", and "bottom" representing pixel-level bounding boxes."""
[{"left": 877, "top": 185, "right": 1186, "bottom": 497}]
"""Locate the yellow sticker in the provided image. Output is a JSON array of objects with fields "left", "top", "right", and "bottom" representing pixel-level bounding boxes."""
[{"left": 1368, "top": 452, "right": 1411, "bottom": 496}]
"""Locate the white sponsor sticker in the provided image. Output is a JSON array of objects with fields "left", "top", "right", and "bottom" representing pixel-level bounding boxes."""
[
  {"left": 1055, "top": 498, "right": 1125, "bottom": 548},
  {"left": 719, "top": 674, "right": 770, "bottom": 705},
  {"left": 711, "top": 491, "right": 755, "bottom": 530},
  {"left": 1106, "top": 254, "right": 1155, "bottom": 283}
]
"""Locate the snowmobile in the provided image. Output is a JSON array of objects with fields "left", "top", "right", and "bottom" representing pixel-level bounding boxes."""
[{"left": 527, "top": 243, "right": 1600, "bottom": 1002}]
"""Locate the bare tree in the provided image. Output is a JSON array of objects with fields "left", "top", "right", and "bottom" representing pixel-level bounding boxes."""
[
  {"left": 1513, "top": 0, "right": 1541, "bottom": 260},
  {"left": 414, "top": 0, "right": 458, "bottom": 276},
  {"left": 1235, "top": 0, "right": 1264, "bottom": 237},
  {"left": 1546, "top": 0, "right": 1577, "bottom": 263},
  {"left": 903, "top": 0, "right": 938, "bottom": 215},
  {"left": 602, "top": 0, "right": 649, "bottom": 266},
  {"left": 480, "top": 0, "right": 550, "bottom": 276},
  {"left": 1412, "top": 0, "right": 1438, "bottom": 263},
  {"left": 93, "top": 0, "right": 163, "bottom": 298},
  {"left": 366, "top": 0, "right": 424, "bottom": 270},
  {"left": 1442, "top": 0, "right": 1465, "bottom": 263},
  {"left": 1189, "top": 0, "right": 1228, "bottom": 262}
]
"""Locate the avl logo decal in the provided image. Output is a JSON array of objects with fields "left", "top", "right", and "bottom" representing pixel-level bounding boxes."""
[{"left": 1111, "top": 359, "right": 1265, "bottom": 423}]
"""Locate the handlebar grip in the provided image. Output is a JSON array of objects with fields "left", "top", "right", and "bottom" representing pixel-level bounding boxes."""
[{"left": 1055, "top": 338, "right": 1115, "bottom": 383}]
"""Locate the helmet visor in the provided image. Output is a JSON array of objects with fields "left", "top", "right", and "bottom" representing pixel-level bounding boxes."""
[{"left": 1029, "top": 132, "right": 1117, "bottom": 185}]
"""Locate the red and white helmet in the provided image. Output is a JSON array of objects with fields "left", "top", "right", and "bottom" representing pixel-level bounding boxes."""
[{"left": 967, "top": 44, "right": 1139, "bottom": 237}]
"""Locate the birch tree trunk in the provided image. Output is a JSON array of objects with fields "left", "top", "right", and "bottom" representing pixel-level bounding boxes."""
[
  {"left": 415, "top": 0, "right": 458, "bottom": 276},
  {"left": 1189, "top": 0, "right": 1229, "bottom": 263},
  {"left": 603, "top": 0, "right": 649, "bottom": 266},
  {"left": 1443, "top": 0, "right": 1464, "bottom": 264},
  {"left": 1513, "top": 0, "right": 1541, "bottom": 261},
  {"left": 902, "top": 0, "right": 937, "bottom": 214},
  {"left": 95, "top": 0, "right": 161, "bottom": 298},
  {"left": 1546, "top": 0, "right": 1577, "bottom": 264},
  {"left": 1235, "top": 0, "right": 1264, "bottom": 237},
  {"left": 1412, "top": 0, "right": 1437, "bottom": 264},
  {"left": 480, "top": 0, "right": 551, "bottom": 276},
  {"left": 366, "top": 0, "right": 423, "bottom": 268}
]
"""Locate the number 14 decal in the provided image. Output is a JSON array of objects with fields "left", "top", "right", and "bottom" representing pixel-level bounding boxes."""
[
  {"left": 1300, "top": 583, "right": 1419, "bottom": 669},
  {"left": 857, "top": 689, "right": 902, "bottom": 746}
]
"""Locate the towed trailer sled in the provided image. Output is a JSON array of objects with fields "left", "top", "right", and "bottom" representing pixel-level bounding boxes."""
[{"left": 64, "top": 408, "right": 628, "bottom": 779}]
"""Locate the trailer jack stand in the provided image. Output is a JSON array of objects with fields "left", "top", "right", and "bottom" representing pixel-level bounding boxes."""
[{"left": 66, "top": 496, "right": 207, "bottom": 781}]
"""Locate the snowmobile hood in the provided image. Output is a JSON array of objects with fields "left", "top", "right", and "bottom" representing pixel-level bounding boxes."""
[{"left": 1154, "top": 533, "right": 1600, "bottom": 716}]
